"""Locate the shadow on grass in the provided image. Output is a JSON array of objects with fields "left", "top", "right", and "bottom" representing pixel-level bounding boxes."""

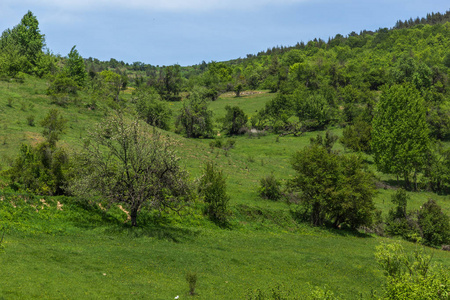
[
  {"left": 323, "top": 226, "right": 373, "bottom": 238},
  {"left": 290, "top": 210, "right": 373, "bottom": 238},
  {"left": 105, "top": 224, "right": 201, "bottom": 243}
]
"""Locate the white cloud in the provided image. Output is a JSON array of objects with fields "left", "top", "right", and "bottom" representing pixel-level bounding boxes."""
[{"left": 4, "top": 0, "right": 313, "bottom": 13}]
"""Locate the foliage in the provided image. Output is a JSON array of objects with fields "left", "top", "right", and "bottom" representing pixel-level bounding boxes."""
[
  {"left": 198, "top": 162, "right": 230, "bottom": 225},
  {"left": 385, "top": 189, "right": 418, "bottom": 239},
  {"left": 340, "top": 117, "right": 372, "bottom": 153},
  {"left": 0, "top": 11, "right": 45, "bottom": 74},
  {"left": 65, "top": 45, "right": 87, "bottom": 87},
  {"left": 134, "top": 87, "right": 172, "bottom": 130},
  {"left": 372, "top": 84, "right": 430, "bottom": 189},
  {"left": 295, "top": 92, "right": 333, "bottom": 130},
  {"left": 94, "top": 70, "right": 126, "bottom": 103},
  {"left": 375, "top": 243, "right": 450, "bottom": 299},
  {"left": 157, "top": 64, "right": 182, "bottom": 101},
  {"left": 70, "top": 114, "right": 192, "bottom": 226},
  {"left": 417, "top": 199, "right": 450, "bottom": 247},
  {"left": 386, "top": 190, "right": 450, "bottom": 247},
  {"left": 40, "top": 109, "right": 68, "bottom": 146},
  {"left": 258, "top": 174, "right": 283, "bottom": 201},
  {"left": 176, "top": 91, "right": 214, "bottom": 138},
  {"left": 422, "top": 144, "right": 450, "bottom": 192},
  {"left": 47, "top": 72, "right": 79, "bottom": 96},
  {"left": 5, "top": 142, "right": 70, "bottom": 195},
  {"left": 288, "top": 144, "right": 376, "bottom": 228},
  {"left": 257, "top": 94, "right": 294, "bottom": 132},
  {"left": 222, "top": 105, "right": 248, "bottom": 136},
  {"left": 309, "top": 130, "right": 338, "bottom": 153}
]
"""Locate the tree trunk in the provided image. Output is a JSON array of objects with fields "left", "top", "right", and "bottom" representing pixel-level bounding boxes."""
[{"left": 130, "top": 208, "right": 138, "bottom": 227}]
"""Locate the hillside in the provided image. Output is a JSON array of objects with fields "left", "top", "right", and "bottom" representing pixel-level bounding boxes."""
[{"left": 1, "top": 10, "right": 450, "bottom": 299}]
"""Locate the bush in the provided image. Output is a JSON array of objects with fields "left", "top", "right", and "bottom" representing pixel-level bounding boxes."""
[
  {"left": 258, "top": 174, "right": 283, "bottom": 201},
  {"left": 375, "top": 243, "right": 450, "bottom": 299},
  {"left": 176, "top": 91, "right": 214, "bottom": 138},
  {"left": 386, "top": 190, "right": 450, "bottom": 247},
  {"left": 418, "top": 199, "right": 450, "bottom": 247},
  {"left": 198, "top": 162, "right": 230, "bottom": 225},
  {"left": 288, "top": 144, "right": 376, "bottom": 228},
  {"left": 340, "top": 117, "right": 372, "bottom": 153},
  {"left": 222, "top": 105, "right": 248, "bottom": 136}
]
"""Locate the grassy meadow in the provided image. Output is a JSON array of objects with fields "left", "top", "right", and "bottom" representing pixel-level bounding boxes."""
[{"left": 0, "top": 76, "right": 449, "bottom": 299}]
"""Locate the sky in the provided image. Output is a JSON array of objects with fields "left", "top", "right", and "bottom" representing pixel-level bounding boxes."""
[{"left": 0, "top": 0, "right": 449, "bottom": 66}]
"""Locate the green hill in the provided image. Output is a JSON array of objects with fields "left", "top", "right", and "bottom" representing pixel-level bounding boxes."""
[{"left": 0, "top": 10, "right": 449, "bottom": 299}]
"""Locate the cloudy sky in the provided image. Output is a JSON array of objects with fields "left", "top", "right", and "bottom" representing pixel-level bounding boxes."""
[{"left": 0, "top": 1, "right": 448, "bottom": 66}]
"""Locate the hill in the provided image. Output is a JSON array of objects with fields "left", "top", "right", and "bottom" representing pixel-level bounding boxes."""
[{"left": 0, "top": 9, "right": 450, "bottom": 299}]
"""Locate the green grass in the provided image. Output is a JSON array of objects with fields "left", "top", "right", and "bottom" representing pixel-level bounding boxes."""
[{"left": 1, "top": 77, "right": 450, "bottom": 299}]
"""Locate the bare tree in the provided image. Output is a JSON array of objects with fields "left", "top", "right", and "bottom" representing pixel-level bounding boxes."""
[{"left": 71, "top": 114, "right": 192, "bottom": 226}]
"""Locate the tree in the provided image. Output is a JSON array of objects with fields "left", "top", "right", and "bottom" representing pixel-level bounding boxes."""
[
  {"left": 65, "top": 45, "right": 87, "bottom": 87},
  {"left": 0, "top": 11, "right": 45, "bottom": 75},
  {"left": 222, "top": 105, "right": 247, "bottom": 136},
  {"left": 134, "top": 87, "right": 172, "bottom": 130},
  {"left": 70, "top": 114, "right": 192, "bottom": 226},
  {"left": 157, "top": 64, "right": 182, "bottom": 101},
  {"left": 417, "top": 199, "right": 450, "bottom": 247},
  {"left": 198, "top": 162, "right": 230, "bottom": 225},
  {"left": 11, "top": 11, "right": 45, "bottom": 68},
  {"left": 40, "top": 109, "right": 67, "bottom": 146},
  {"left": 372, "top": 84, "right": 430, "bottom": 189},
  {"left": 288, "top": 144, "right": 376, "bottom": 228},
  {"left": 176, "top": 91, "right": 214, "bottom": 138}
]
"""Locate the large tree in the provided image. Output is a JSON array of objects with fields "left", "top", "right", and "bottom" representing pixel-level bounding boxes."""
[
  {"left": 70, "top": 114, "right": 192, "bottom": 226},
  {"left": 371, "top": 84, "right": 430, "bottom": 189},
  {"left": 289, "top": 143, "right": 376, "bottom": 228}
]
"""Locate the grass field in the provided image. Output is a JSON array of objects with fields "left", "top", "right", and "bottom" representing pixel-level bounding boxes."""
[{"left": 0, "top": 76, "right": 449, "bottom": 299}]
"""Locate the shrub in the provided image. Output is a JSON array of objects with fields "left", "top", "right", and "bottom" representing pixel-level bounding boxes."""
[
  {"left": 340, "top": 117, "right": 372, "bottom": 153},
  {"left": 375, "top": 243, "right": 450, "bottom": 299},
  {"left": 222, "top": 105, "right": 248, "bottom": 136},
  {"left": 258, "top": 174, "right": 283, "bottom": 201},
  {"left": 417, "top": 199, "right": 450, "bottom": 247},
  {"left": 198, "top": 162, "right": 230, "bottom": 225}
]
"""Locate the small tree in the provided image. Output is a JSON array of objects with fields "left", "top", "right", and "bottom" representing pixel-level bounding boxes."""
[
  {"left": 134, "top": 87, "right": 172, "bottom": 130},
  {"left": 222, "top": 105, "right": 247, "bottom": 136},
  {"left": 65, "top": 45, "right": 87, "bottom": 87},
  {"left": 70, "top": 114, "right": 192, "bottom": 226},
  {"left": 198, "top": 162, "right": 230, "bottom": 225},
  {"left": 288, "top": 144, "right": 376, "bottom": 228},
  {"left": 176, "top": 91, "right": 214, "bottom": 138},
  {"left": 40, "top": 109, "right": 67, "bottom": 146},
  {"left": 418, "top": 199, "right": 450, "bottom": 247}
]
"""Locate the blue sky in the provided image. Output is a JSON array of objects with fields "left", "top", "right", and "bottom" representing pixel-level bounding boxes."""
[{"left": 0, "top": 0, "right": 448, "bottom": 66}]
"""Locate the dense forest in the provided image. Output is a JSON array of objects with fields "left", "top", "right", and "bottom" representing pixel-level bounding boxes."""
[{"left": 0, "top": 9, "right": 450, "bottom": 299}]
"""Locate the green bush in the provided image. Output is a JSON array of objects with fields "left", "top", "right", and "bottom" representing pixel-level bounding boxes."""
[
  {"left": 198, "top": 162, "right": 230, "bottom": 225},
  {"left": 375, "top": 243, "right": 450, "bottom": 299},
  {"left": 417, "top": 199, "right": 450, "bottom": 247},
  {"left": 258, "top": 174, "right": 283, "bottom": 201}
]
